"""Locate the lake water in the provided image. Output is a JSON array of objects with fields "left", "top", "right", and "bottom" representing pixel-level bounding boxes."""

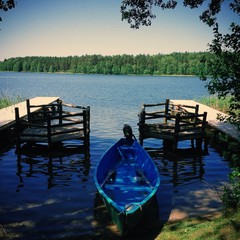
[{"left": 0, "top": 72, "right": 230, "bottom": 239}]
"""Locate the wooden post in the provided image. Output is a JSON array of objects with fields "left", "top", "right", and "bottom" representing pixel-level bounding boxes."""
[
  {"left": 15, "top": 107, "right": 21, "bottom": 151},
  {"left": 195, "top": 104, "right": 199, "bottom": 115},
  {"left": 51, "top": 104, "right": 56, "bottom": 116},
  {"left": 138, "top": 108, "right": 145, "bottom": 146},
  {"left": 202, "top": 112, "right": 207, "bottom": 151},
  {"left": 42, "top": 105, "right": 47, "bottom": 120},
  {"left": 83, "top": 106, "right": 90, "bottom": 146},
  {"left": 164, "top": 98, "right": 170, "bottom": 123},
  {"left": 173, "top": 113, "right": 180, "bottom": 152},
  {"left": 58, "top": 100, "right": 63, "bottom": 124},
  {"left": 195, "top": 111, "right": 207, "bottom": 151},
  {"left": 26, "top": 99, "right": 32, "bottom": 123},
  {"left": 193, "top": 104, "right": 199, "bottom": 126},
  {"left": 87, "top": 106, "right": 90, "bottom": 146},
  {"left": 47, "top": 116, "right": 52, "bottom": 149}
]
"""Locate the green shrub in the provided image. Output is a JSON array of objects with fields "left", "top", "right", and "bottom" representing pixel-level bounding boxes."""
[
  {"left": 198, "top": 96, "right": 240, "bottom": 210},
  {"left": 0, "top": 92, "right": 23, "bottom": 109},
  {"left": 197, "top": 95, "right": 231, "bottom": 113},
  {"left": 222, "top": 171, "right": 240, "bottom": 209}
]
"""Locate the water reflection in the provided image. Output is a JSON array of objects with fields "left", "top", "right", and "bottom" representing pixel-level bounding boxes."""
[
  {"left": 0, "top": 137, "right": 230, "bottom": 239},
  {"left": 146, "top": 146, "right": 205, "bottom": 187},
  {"left": 16, "top": 143, "right": 90, "bottom": 190},
  {"left": 144, "top": 142, "right": 229, "bottom": 224}
]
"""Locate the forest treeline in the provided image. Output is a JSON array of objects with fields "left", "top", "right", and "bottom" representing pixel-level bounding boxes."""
[{"left": 0, "top": 52, "right": 213, "bottom": 76}]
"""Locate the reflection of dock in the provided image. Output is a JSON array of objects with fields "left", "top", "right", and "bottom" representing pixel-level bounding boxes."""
[
  {"left": 171, "top": 100, "right": 240, "bottom": 142},
  {"left": 147, "top": 147, "right": 227, "bottom": 223},
  {"left": 16, "top": 144, "right": 90, "bottom": 189},
  {"left": 148, "top": 148, "right": 204, "bottom": 186}
]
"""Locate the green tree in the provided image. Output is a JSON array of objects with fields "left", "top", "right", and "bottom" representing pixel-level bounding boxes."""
[
  {"left": 206, "top": 23, "right": 240, "bottom": 126},
  {"left": 0, "top": 53, "right": 214, "bottom": 76},
  {"left": 0, "top": 0, "right": 15, "bottom": 23},
  {"left": 22, "top": 60, "right": 30, "bottom": 72},
  {"left": 30, "top": 59, "right": 38, "bottom": 72},
  {"left": 12, "top": 60, "right": 22, "bottom": 72}
]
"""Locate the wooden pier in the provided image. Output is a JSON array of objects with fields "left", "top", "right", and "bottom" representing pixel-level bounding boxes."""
[
  {"left": 0, "top": 96, "right": 60, "bottom": 131},
  {"left": 0, "top": 96, "right": 90, "bottom": 149},
  {"left": 138, "top": 99, "right": 208, "bottom": 151},
  {"left": 171, "top": 100, "right": 240, "bottom": 142},
  {"left": 138, "top": 98, "right": 240, "bottom": 152}
]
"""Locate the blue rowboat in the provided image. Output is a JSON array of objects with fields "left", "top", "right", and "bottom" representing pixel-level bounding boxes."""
[{"left": 94, "top": 125, "right": 160, "bottom": 235}]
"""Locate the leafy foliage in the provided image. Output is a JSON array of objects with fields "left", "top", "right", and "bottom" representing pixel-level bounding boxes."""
[
  {"left": 0, "top": 52, "right": 213, "bottom": 76},
  {"left": 220, "top": 136, "right": 240, "bottom": 209},
  {"left": 120, "top": 0, "right": 227, "bottom": 28},
  {"left": 205, "top": 22, "right": 240, "bottom": 127},
  {"left": 121, "top": 0, "right": 177, "bottom": 28},
  {"left": 198, "top": 96, "right": 240, "bottom": 210},
  {"left": 0, "top": 0, "right": 15, "bottom": 22}
]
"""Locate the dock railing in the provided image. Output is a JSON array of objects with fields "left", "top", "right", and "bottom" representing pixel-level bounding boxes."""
[
  {"left": 138, "top": 98, "right": 207, "bottom": 152},
  {"left": 15, "top": 99, "right": 90, "bottom": 150}
]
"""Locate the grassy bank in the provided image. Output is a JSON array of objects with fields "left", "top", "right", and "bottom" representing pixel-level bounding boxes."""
[
  {"left": 157, "top": 210, "right": 240, "bottom": 240},
  {"left": 197, "top": 95, "right": 231, "bottom": 113},
  {"left": 0, "top": 93, "right": 23, "bottom": 109}
]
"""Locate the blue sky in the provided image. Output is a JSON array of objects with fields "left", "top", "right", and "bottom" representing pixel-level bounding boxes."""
[{"left": 0, "top": 0, "right": 238, "bottom": 61}]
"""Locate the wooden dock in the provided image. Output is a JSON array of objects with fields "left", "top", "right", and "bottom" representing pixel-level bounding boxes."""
[
  {"left": 0, "top": 96, "right": 60, "bottom": 131},
  {"left": 171, "top": 100, "right": 240, "bottom": 142}
]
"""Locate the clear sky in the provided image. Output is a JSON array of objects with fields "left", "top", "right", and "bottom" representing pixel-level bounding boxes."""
[{"left": 0, "top": 0, "right": 238, "bottom": 61}]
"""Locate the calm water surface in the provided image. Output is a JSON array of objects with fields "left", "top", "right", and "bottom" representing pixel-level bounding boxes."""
[{"left": 0, "top": 72, "right": 230, "bottom": 239}]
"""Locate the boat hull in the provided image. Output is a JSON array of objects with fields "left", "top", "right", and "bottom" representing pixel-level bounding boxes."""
[{"left": 94, "top": 139, "right": 160, "bottom": 235}]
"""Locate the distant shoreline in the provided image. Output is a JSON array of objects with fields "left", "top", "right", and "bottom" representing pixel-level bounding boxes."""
[
  {"left": 0, "top": 53, "right": 211, "bottom": 76},
  {"left": 0, "top": 71, "right": 197, "bottom": 77}
]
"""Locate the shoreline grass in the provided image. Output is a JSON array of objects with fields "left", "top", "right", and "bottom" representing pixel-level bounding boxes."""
[
  {"left": 156, "top": 210, "right": 240, "bottom": 240},
  {"left": 197, "top": 95, "right": 231, "bottom": 113},
  {"left": 0, "top": 93, "right": 23, "bottom": 109}
]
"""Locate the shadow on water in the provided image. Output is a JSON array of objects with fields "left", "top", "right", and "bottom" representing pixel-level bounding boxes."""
[
  {"left": 0, "top": 141, "right": 96, "bottom": 240},
  {"left": 147, "top": 146, "right": 206, "bottom": 222},
  {"left": 146, "top": 140, "right": 229, "bottom": 226},
  {"left": 0, "top": 137, "right": 230, "bottom": 240}
]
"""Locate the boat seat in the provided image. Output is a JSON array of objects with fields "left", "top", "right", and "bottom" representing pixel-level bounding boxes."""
[{"left": 104, "top": 184, "right": 152, "bottom": 192}]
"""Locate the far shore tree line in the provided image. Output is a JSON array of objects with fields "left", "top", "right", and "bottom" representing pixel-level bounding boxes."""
[{"left": 0, "top": 52, "right": 213, "bottom": 76}]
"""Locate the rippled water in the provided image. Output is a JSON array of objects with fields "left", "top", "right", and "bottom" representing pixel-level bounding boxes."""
[{"left": 0, "top": 72, "right": 230, "bottom": 239}]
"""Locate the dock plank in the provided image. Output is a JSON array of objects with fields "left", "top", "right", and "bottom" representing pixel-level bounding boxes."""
[
  {"left": 171, "top": 100, "right": 240, "bottom": 142},
  {"left": 0, "top": 96, "right": 59, "bottom": 130}
]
